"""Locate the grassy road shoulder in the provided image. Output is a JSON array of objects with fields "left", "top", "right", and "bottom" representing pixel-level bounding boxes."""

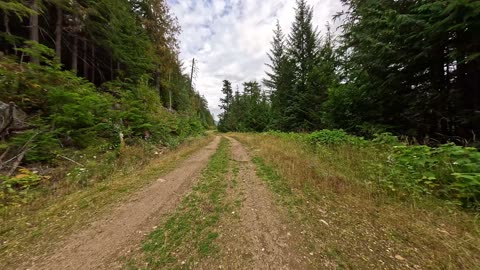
[
  {"left": 233, "top": 133, "right": 480, "bottom": 269},
  {"left": 0, "top": 135, "right": 214, "bottom": 268}
]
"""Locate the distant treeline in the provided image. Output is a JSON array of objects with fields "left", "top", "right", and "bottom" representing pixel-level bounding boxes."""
[{"left": 218, "top": 0, "right": 480, "bottom": 145}]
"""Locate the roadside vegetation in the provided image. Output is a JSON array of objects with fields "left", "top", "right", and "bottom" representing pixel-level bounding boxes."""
[
  {"left": 1, "top": 0, "right": 214, "bottom": 217},
  {"left": 126, "top": 138, "right": 232, "bottom": 269},
  {"left": 214, "top": 2, "right": 480, "bottom": 266},
  {"left": 0, "top": 135, "right": 213, "bottom": 268},
  {"left": 233, "top": 132, "right": 480, "bottom": 269}
]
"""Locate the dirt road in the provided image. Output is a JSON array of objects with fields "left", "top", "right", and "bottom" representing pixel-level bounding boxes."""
[
  {"left": 19, "top": 136, "right": 314, "bottom": 269},
  {"left": 199, "top": 137, "right": 310, "bottom": 269},
  {"left": 25, "top": 136, "right": 220, "bottom": 270}
]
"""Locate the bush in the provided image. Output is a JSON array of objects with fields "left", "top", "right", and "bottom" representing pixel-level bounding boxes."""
[
  {"left": 0, "top": 168, "right": 47, "bottom": 206},
  {"left": 372, "top": 132, "right": 401, "bottom": 146},
  {"left": 308, "top": 129, "right": 368, "bottom": 147},
  {"left": 381, "top": 143, "right": 480, "bottom": 208}
]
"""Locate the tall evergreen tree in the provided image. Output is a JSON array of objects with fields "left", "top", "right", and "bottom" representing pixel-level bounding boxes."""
[
  {"left": 263, "top": 20, "right": 293, "bottom": 131},
  {"left": 331, "top": 0, "right": 480, "bottom": 141},
  {"left": 285, "top": 0, "right": 321, "bottom": 131},
  {"left": 219, "top": 80, "right": 233, "bottom": 111},
  {"left": 264, "top": 20, "right": 285, "bottom": 92}
]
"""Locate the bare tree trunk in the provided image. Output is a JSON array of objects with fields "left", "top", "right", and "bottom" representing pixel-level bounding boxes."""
[
  {"left": 3, "top": 14, "right": 10, "bottom": 35},
  {"left": 29, "top": 0, "right": 40, "bottom": 64},
  {"left": 3, "top": 14, "right": 13, "bottom": 54},
  {"left": 110, "top": 57, "right": 113, "bottom": 80},
  {"left": 83, "top": 38, "right": 88, "bottom": 78},
  {"left": 72, "top": 34, "right": 78, "bottom": 72},
  {"left": 55, "top": 6, "right": 62, "bottom": 61},
  {"left": 91, "top": 44, "right": 95, "bottom": 83}
]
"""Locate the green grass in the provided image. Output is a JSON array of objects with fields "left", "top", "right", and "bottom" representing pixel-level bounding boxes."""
[
  {"left": 0, "top": 135, "right": 213, "bottom": 268},
  {"left": 234, "top": 133, "right": 480, "bottom": 269},
  {"left": 127, "top": 138, "right": 231, "bottom": 269}
]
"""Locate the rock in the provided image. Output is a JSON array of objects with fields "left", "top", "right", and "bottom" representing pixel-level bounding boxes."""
[{"left": 0, "top": 101, "right": 28, "bottom": 134}]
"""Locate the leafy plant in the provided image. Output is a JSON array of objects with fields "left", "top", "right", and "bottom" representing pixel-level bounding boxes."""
[
  {"left": 381, "top": 143, "right": 480, "bottom": 208},
  {"left": 308, "top": 129, "right": 367, "bottom": 147},
  {"left": 0, "top": 168, "right": 48, "bottom": 206}
]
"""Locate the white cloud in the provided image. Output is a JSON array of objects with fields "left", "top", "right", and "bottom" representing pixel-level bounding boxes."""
[{"left": 167, "top": 0, "right": 344, "bottom": 120}]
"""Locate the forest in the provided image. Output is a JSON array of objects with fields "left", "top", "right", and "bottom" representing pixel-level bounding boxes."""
[
  {"left": 218, "top": 0, "right": 480, "bottom": 146},
  {"left": 0, "top": 0, "right": 213, "bottom": 204},
  {"left": 1, "top": 1, "right": 480, "bottom": 269},
  {"left": 216, "top": 0, "right": 480, "bottom": 209}
]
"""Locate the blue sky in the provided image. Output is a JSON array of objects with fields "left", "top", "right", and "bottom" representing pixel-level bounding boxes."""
[{"left": 167, "top": 0, "right": 344, "bottom": 119}]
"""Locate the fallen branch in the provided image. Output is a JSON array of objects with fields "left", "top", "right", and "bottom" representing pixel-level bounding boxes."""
[
  {"left": 7, "top": 147, "right": 27, "bottom": 176},
  {"left": 3, "top": 132, "right": 38, "bottom": 176},
  {"left": 0, "top": 147, "right": 10, "bottom": 171},
  {"left": 57, "top": 155, "right": 85, "bottom": 167}
]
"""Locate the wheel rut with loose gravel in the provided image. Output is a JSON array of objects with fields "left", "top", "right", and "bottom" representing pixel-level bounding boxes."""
[
  {"left": 196, "top": 137, "right": 311, "bottom": 270},
  {"left": 23, "top": 135, "right": 314, "bottom": 270},
  {"left": 25, "top": 136, "right": 221, "bottom": 270}
]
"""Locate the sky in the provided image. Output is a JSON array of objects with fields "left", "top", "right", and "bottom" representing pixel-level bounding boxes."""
[{"left": 167, "top": 0, "right": 344, "bottom": 120}]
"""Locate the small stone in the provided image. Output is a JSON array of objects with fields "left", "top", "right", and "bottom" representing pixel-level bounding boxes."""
[
  {"left": 309, "top": 252, "right": 314, "bottom": 256},
  {"left": 395, "top": 255, "right": 405, "bottom": 261}
]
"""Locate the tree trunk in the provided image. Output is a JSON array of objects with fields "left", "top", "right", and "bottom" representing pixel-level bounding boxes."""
[
  {"left": 3, "top": 13, "right": 12, "bottom": 54},
  {"left": 55, "top": 6, "right": 62, "bottom": 61},
  {"left": 3, "top": 14, "right": 10, "bottom": 35},
  {"left": 29, "top": 0, "right": 40, "bottom": 64},
  {"left": 110, "top": 57, "right": 113, "bottom": 80},
  {"left": 71, "top": 34, "right": 78, "bottom": 72},
  {"left": 91, "top": 44, "right": 95, "bottom": 83},
  {"left": 83, "top": 38, "right": 88, "bottom": 78}
]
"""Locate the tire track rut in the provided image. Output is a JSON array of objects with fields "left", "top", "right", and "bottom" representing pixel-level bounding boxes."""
[{"left": 26, "top": 136, "right": 220, "bottom": 270}]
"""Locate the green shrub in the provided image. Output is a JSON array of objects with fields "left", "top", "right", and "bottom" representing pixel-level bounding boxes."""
[
  {"left": 308, "top": 129, "right": 368, "bottom": 147},
  {"left": 383, "top": 144, "right": 480, "bottom": 208},
  {"left": 0, "top": 168, "right": 46, "bottom": 206},
  {"left": 372, "top": 132, "right": 401, "bottom": 146}
]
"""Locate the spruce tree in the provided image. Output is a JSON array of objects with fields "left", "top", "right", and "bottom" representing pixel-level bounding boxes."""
[
  {"left": 264, "top": 20, "right": 285, "bottom": 92},
  {"left": 263, "top": 20, "right": 293, "bottom": 131},
  {"left": 285, "top": 0, "right": 320, "bottom": 131},
  {"left": 219, "top": 80, "right": 233, "bottom": 111}
]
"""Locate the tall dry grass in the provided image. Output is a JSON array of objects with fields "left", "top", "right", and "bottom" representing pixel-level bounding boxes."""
[{"left": 233, "top": 133, "right": 480, "bottom": 269}]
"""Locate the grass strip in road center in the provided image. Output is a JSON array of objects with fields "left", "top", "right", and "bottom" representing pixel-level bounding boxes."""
[{"left": 126, "top": 137, "right": 231, "bottom": 269}]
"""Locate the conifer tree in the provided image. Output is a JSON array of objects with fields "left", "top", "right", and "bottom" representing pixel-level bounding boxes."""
[{"left": 285, "top": 0, "right": 320, "bottom": 131}]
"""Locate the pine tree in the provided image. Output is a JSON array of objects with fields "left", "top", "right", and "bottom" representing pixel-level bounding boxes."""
[
  {"left": 285, "top": 0, "right": 320, "bottom": 131},
  {"left": 264, "top": 20, "right": 285, "bottom": 92},
  {"left": 219, "top": 80, "right": 233, "bottom": 111}
]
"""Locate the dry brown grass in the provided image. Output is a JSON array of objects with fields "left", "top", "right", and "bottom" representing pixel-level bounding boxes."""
[
  {"left": 232, "top": 133, "right": 480, "bottom": 270},
  {"left": 0, "top": 135, "right": 214, "bottom": 268}
]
